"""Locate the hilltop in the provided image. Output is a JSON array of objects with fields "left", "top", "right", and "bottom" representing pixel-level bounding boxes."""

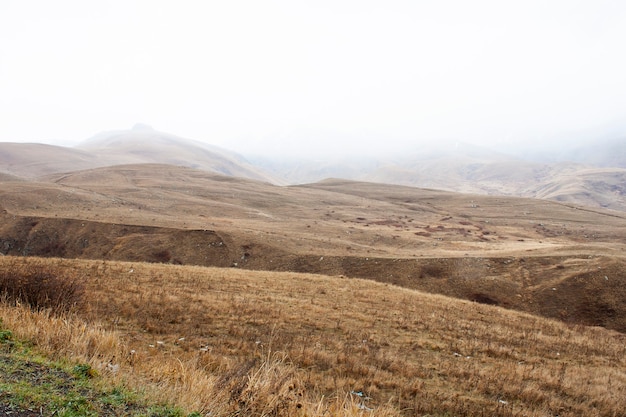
[{"left": 0, "top": 125, "right": 280, "bottom": 184}]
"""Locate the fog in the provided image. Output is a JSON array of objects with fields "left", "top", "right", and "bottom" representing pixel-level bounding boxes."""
[{"left": 1, "top": 1, "right": 625, "bottom": 158}]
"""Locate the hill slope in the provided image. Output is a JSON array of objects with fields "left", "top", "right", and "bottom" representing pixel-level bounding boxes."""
[
  {"left": 531, "top": 167, "right": 626, "bottom": 210},
  {"left": 0, "top": 142, "right": 98, "bottom": 178},
  {"left": 0, "top": 125, "right": 281, "bottom": 184},
  {"left": 2, "top": 256, "right": 626, "bottom": 416},
  {"left": 3, "top": 128, "right": 625, "bottom": 210},
  {"left": 1, "top": 164, "right": 626, "bottom": 332},
  {"left": 76, "top": 124, "right": 282, "bottom": 184},
  {"left": 254, "top": 141, "right": 626, "bottom": 211}
]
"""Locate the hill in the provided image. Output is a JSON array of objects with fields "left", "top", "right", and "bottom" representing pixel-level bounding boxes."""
[
  {"left": 531, "top": 167, "right": 626, "bottom": 210},
  {"left": 0, "top": 142, "right": 98, "bottom": 178},
  {"left": 556, "top": 136, "right": 626, "bottom": 168},
  {"left": 253, "top": 141, "right": 626, "bottom": 212},
  {"left": 2, "top": 128, "right": 625, "bottom": 210},
  {"left": 76, "top": 124, "right": 283, "bottom": 184},
  {"left": 1, "top": 160, "right": 626, "bottom": 415},
  {"left": 1, "top": 164, "right": 626, "bottom": 332},
  {"left": 1, "top": 256, "right": 625, "bottom": 416},
  {"left": 0, "top": 125, "right": 280, "bottom": 184}
]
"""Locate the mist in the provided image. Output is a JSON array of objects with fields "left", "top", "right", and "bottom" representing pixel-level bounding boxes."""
[{"left": 1, "top": 1, "right": 626, "bottom": 159}]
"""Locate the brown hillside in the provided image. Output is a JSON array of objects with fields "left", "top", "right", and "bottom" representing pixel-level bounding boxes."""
[
  {"left": 0, "top": 126, "right": 281, "bottom": 183},
  {"left": 1, "top": 164, "right": 626, "bottom": 332},
  {"left": 262, "top": 146, "right": 626, "bottom": 212},
  {"left": 76, "top": 125, "right": 283, "bottom": 184},
  {"left": 1, "top": 256, "right": 625, "bottom": 416},
  {"left": 532, "top": 167, "right": 626, "bottom": 211}
]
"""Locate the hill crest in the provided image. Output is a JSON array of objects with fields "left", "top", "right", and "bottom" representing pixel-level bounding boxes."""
[{"left": 0, "top": 127, "right": 282, "bottom": 184}]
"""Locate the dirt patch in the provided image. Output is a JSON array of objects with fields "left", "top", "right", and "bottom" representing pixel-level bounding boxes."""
[{"left": 0, "top": 404, "right": 42, "bottom": 417}]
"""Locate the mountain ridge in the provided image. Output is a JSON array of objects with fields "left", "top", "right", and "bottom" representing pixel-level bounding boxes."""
[
  {"left": 2, "top": 127, "right": 625, "bottom": 211},
  {"left": 0, "top": 126, "right": 283, "bottom": 184}
]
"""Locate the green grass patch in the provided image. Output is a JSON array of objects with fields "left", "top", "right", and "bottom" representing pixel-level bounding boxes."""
[{"left": 0, "top": 319, "right": 198, "bottom": 417}]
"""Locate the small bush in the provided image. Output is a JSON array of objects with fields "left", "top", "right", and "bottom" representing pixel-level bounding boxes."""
[
  {"left": 153, "top": 250, "right": 172, "bottom": 263},
  {"left": 0, "top": 261, "right": 84, "bottom": 314}
]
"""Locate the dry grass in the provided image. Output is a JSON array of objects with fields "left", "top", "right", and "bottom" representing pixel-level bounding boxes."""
[
  {"left": 4, "top": 163, "right": 626, "bottom": 262},
  {"left": 3, "top": 164, "right": 626, "bottom": 334},
  {"left": 1, "top": 255, "right": 625, "bottom": 416},
  {"left": 0, "top": 257, "right": 84, "bottom": 314}
]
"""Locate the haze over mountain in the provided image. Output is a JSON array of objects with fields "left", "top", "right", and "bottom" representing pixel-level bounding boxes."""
[
  {"left": 0, "top": 125, "right": 625, "bottom": 211},
  {"left": 0, "top": 125, "right": 282, "bottom": 184},
  {"left": 0, "top": 142, "right": 98, "bottom": 178},
  {"left": 556, "top": 137, "right": 626, "bottom": 168},
  {"left": 3, "top": 2, "right": 626, "bottom": 165},
  {"left": 251, "top": 138, "right": 626, "bottom": 212}
]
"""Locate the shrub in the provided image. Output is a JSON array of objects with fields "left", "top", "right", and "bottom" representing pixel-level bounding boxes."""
[
  {"left": 0, "top": 260, "right": 84, "bottom": 314},
  {"left": 153, "top": 250, "right": 172, "bottom": 263}
]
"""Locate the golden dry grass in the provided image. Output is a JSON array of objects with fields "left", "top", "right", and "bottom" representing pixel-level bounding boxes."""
[
  {"left": 3, "top": 164, "right": 626, "bottom": 333},
  {"left": 1, "top": 255, "right": 625, "bottom": 416}
]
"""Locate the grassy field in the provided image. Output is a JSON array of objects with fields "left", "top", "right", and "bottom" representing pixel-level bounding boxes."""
[
  {"left": 2, "top": 165, "right": 626, "bottom": 333},
  {"left": 2, "top": 164, "right": 626, "bottom": 415},
  {"left": 1, "top": 255, "right": 625, "bottom": 416}
]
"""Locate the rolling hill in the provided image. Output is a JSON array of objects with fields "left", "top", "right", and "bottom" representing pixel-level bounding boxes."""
[
  {"left": 3, "top": 255, "right": 625, "bottom": 416},
  {"left": 1, "top": 139, "right": 626, "bottom": 415},
  {"left": 256, "top": 143, "right": 626, "bottom": 212},
  {"left": 1, "top": 163, "right": 626, "bottom": 332},
  {"left": 1, "top": 129, "right": 625, "bottom": 350},
  {"left": 0, "top": 142, "right": 98, "bottom": 178},
  {"left": 556, "top": 136, "right": 626, "bottom": 168},
  {"left": 2, "top": 127, "right": 625, "bottom": 211},
  {"left": 0, "top": 125, "right": 281, "bottom": 184},
  {"left": 531, "top": 167, "right": 626, "bottom": 210},
  {"left": 76, "top": 124, "right": 283, "bottom": 183}
]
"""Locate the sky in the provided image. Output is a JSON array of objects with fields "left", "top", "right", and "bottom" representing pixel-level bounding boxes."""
[{"left": 1, "top": 0, "right": 626, "bottom": 157}]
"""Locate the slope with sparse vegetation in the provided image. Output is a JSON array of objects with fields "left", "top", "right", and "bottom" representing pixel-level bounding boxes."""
[
  {"left": 2, "top": 167, "right": 626, "bottom": 333},
  {"left": 1, "top": 160, "right": 626, "bottom": 416},
  {"left": 1, "top": 256, "right": 625, "bottom": 416}
]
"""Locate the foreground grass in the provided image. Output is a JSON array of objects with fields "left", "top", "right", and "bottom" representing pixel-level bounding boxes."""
[
  {"left": 0, "top": 320, "right": 197, "bottom": 417},
  {"left": 1, "top": 256, "right": 626, "bottom": 416}
]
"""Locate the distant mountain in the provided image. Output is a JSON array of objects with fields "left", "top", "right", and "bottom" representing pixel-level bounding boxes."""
[
  {"left": 531, "top": 167, "right": 626, "bottom": 211},
  {"left": 0, "top": 125, "right": 282, "bottom": 184},
  {"left": 3, "top": 127, "right": 625, "bottom": 211},
  {"left": 363, "top": 143, "right": 530, "bottom": 194},
  {"left": 0, "top": 171, "right": 26, "bottom": 182},
  {"left": 77, "top": 124, "right": 283, "bottom": 184},
  {"left": 251, "top": 156, "right": 382, "bottom": 185},
  {"left": 257, "top": 140, "right": 626, "bottom": 211}
]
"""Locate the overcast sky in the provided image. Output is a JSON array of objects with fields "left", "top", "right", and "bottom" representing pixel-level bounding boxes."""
[{"left": 1, "top": 0, "right": 625, "bottom": 157}]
